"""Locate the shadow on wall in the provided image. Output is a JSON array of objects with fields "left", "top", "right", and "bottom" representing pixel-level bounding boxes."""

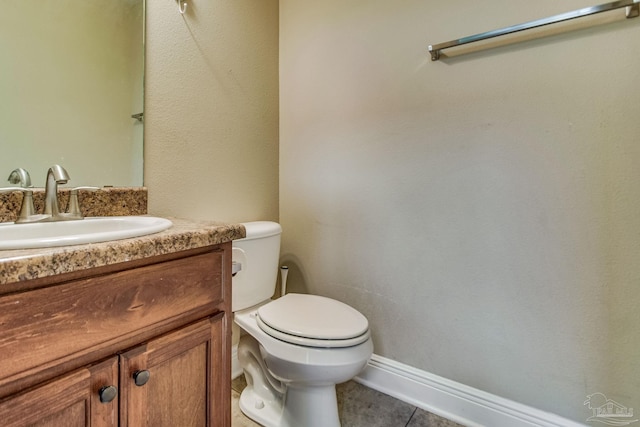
[{"left": 276, "top": 254, "right": 310, "bottom": 297}]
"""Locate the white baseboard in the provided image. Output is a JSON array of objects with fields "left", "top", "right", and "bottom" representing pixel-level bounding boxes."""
[
  {"left": 231, "top": 347, "right": 585, "bottom": 427},
  {"left": 355, "top": 354, "right": 587, "bottom": 427}
]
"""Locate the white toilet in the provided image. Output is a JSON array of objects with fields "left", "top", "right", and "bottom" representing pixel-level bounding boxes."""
[{"left": 233, "top": 221, "right": 373, "bottom": 427}]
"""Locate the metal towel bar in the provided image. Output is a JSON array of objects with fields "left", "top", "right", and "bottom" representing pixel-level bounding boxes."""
[{"left": 428, "top": 0, "right": 640, "bottom": 61}]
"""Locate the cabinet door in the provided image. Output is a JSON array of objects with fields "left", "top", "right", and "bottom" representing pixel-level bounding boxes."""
[
  {"left": 0, "top": 357, "right": 118, "bottom": 427},
  {"left": 120, "top": 315, "right": 228, "bottom": 427}
]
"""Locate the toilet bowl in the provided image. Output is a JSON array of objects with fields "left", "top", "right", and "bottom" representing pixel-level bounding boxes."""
[{"left": 233, "top": 222, "right": 373, "bottom": 427}]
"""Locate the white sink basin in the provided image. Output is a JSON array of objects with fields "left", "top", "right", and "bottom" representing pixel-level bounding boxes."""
[{"left": 0, "top": 216, "right": 173, "bottom": 250}]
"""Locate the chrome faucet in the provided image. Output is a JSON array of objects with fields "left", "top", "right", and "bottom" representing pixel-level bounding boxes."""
[
  {"left": 43, "top": 165, "right": 70, "bottom": 219},
  {"left": 2, "top": 165, "right": 95, "bottom": 223}
]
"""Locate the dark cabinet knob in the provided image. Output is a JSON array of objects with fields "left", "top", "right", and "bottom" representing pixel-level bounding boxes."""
[
  {"left": 98, "top": 385, "right": 118, "bottom": 403},
  {"left": 133, "top": 370, "right": 150, "bottom": 386}
]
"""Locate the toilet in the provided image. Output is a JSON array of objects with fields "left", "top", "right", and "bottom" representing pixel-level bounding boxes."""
[{"left": 233, "top": 221, "right": 373, "bottom": 427}]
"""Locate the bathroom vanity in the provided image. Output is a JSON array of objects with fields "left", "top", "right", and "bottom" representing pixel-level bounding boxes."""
[{"left": 0, "top": 218, "right": 244, "bottom": 427}]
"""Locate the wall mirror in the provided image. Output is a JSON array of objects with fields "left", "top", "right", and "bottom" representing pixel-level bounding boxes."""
[{"left": 0, "top": 0, "right": 144, "bottom": 188}]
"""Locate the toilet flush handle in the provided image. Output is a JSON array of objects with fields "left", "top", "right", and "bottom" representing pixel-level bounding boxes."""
[
  {"left": 280, "top": 266, "right": 289, "bottom": 297},
  {"left": 232, "top": 261, "right": 242, "bottom": 277}
]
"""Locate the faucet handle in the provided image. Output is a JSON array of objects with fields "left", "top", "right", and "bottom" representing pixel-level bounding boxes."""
[
  {"left": 0, "top": 186, "right": 28, "bottom": 194},
  {"left": 70, "top": 186, "right": 100, "bottom": 192},
  {"left": 67, "top": 186, "right": 100, "bottom": 218},
  {"left": 0, "top": 187, "right": 42, "bottom": 223}
]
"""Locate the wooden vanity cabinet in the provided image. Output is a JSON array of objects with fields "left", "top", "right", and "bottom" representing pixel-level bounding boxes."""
[{"left": 0, "top": 243, "right": 232, "bottom": 427}]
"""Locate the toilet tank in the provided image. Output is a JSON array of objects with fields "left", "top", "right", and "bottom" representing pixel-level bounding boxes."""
[{"left": 232, "top": 221, "right": 282, "bottom": 311}]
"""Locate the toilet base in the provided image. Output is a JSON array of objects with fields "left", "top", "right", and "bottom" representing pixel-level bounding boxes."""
[
  {"left": 239, "top": 385, "right": 283, "bottom": 427},
  {"left": 239, "top": 381, "right": 340, "bottom": 427}
]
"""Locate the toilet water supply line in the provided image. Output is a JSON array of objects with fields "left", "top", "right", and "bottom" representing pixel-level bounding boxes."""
[{"left": 280, "top": 266, "right": 289, "bottom": 297}]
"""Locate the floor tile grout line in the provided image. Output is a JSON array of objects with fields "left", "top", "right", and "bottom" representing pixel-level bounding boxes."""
[{"left": 404, "top": 407, "right": 418, "bottom": 427}]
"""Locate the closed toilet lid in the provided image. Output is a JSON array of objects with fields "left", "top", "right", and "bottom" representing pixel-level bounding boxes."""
[{"left": 257, "top": 293, "right": 370, "bottom": 348}]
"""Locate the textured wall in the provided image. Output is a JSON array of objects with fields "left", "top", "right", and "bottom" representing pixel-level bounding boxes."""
[
  {"left": 145, "top": 0, "right": 279, "bottom": 222},
  {"left": 279, "top": 0, "right": 640, "bottom": 421}
]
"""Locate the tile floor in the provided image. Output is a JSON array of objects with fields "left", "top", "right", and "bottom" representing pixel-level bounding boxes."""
[{"left": 231, "top": 376, "right": 464, "bottom": 427}]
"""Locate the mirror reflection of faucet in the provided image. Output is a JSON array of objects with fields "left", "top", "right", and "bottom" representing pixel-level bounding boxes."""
[
  {"left": 1, "top": 165, "right": 99, "bottom": 224},
  {"left": 4, "top": 167, "right": 37, "bottom": 220},
  {"left": 8, "top": 167, "right": 32, "bottom": 188}
]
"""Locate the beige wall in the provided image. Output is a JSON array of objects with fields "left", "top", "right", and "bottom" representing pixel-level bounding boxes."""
[
  {"left": 145, "top": 0, "right": 279, "bottom": 222},
  {"left": 280, "top": 0, "right": 640, "bottom": 422}
]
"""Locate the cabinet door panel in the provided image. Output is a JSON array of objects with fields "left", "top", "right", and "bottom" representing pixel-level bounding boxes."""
[
  {"left": 89, "top": 358, "right": 120, "bottom": 426},
  {"left": 120, "top": 315, "right": 225, "bottom": 427},
  {"left": 0, "top": 357, "right": 118, "bottom": 427}
]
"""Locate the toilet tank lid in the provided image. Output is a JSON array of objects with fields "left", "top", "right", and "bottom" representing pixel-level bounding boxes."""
[{"left": 240, "top": 221, "right": 282, "bottom": 239}]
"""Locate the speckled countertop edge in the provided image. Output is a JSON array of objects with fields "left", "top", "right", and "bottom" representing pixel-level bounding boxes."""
[{"left": 0, "top": 218, "right": 245, "bottom": 285}]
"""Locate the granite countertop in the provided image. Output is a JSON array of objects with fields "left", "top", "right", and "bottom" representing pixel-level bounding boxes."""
[{"left": 0, "top": 217, "right": 245, "bottom": 286}]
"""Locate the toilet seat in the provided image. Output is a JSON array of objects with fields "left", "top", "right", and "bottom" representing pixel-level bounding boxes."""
[{"left": 256, "top": 293, "right": 370, "bottom": 348}]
